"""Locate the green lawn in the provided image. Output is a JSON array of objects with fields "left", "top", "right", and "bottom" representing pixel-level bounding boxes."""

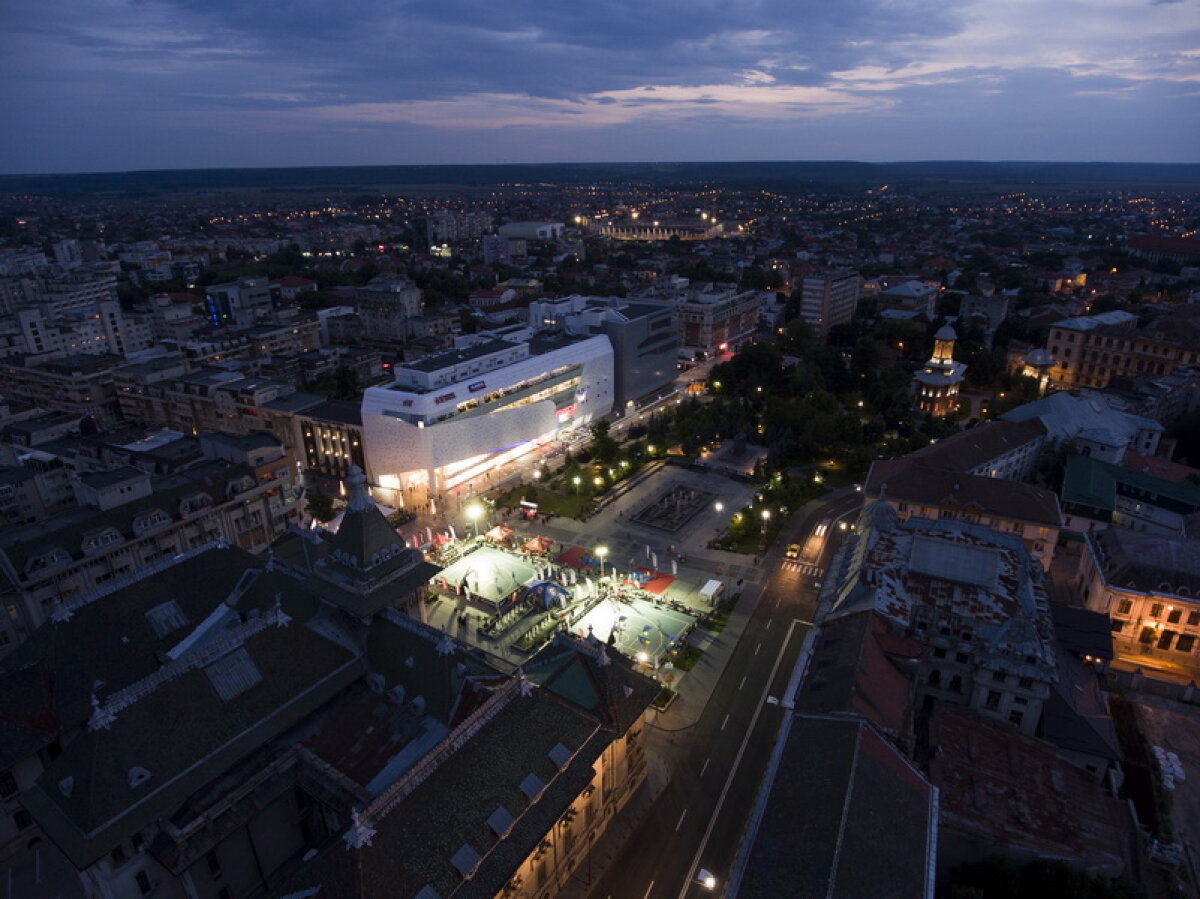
[
  {"left": 495, "top": 485, "right": 595, "bottom": 519},
  {"left": 494, "top": 459, "right": 645, "bottom": 520}
]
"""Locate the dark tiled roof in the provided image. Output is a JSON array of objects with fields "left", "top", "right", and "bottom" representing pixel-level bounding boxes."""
[
  {"left": 1042, "top": 647, "right": 1119, "bottom": 762},
  {"left": 0, "top": 662, "right": 59, "bottom": 769},
  {"left": 795, "top": 612, "right": 918, "bottom": 738},
  {"left": 904, "top": 418, "right": 1046, "bottom": 472},
  {"left": 1050, "top": 604, "right": 1113, "bottom": 661},
  {"left": 867, "top": 459, "right": 1063, "bottom": 526},
  {"left": 24, "top": 618, "right": 364, "bottom": 867},
  {"left": 1089, "top": 527, "right": 1200, "bottom": 594},
  {"left": 738, "top": 716, "right": 934, "bottom": 899},
  {"left": 929, "top": 704, "right": 1133, "bottom": 874},
  {"left": 1, "top": 547, "right": 264, "bottom": 728},
  {"left": 366, "top": 614, "right": 502, "bottom": 725},
  {"left": 302, "top": 399, "right": 363, "bottom": 426}
]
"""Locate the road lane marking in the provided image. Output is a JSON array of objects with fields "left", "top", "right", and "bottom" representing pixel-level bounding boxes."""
[
  {"left": 676, "top": 808, "right": 689, "bottom": 831},
  {"left": 643, "top": 881, "right": 656, "bottom": 899},
  {"left": 721, "top": 713, "right": 730, "bottom": 731},
  {"left": 679, "top": 619, "right": 804, "bottom": 899},
  {"left": 754, "top": 642, "right": 762, "bottom": 656},
  {"left": 738, "top": 675, "right": 746, "bottom": 691},
  {"left": 700, "top": 758, "right": 710, "bottom": 777},
  {"left": 766, "top": 618, "right": 772, "bottom": 630}
]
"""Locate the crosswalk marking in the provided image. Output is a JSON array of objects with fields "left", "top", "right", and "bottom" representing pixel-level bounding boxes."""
[{"left": 782, "top": 561, "right": 824, "bottom": 577}]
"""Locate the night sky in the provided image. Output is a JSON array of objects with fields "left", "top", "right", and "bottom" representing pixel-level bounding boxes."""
[{"left": 2, "top": 0, "right": 1197, "bottom": 174}]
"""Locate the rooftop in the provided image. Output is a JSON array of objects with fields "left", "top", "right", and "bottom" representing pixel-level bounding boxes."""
[
  {"left": 736, "top": 715, "right": 934, "bottom": 899},
  {"left": 401, "top": 337, "right": 519, "bottom": 374},
  {"left": 867, "top": 459, "right": 1064, "bottom": 527}
]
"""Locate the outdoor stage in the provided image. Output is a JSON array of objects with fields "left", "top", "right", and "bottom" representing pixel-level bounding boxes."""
[{"left": 571, "top": 593, "right": 696, "bottom": 662}]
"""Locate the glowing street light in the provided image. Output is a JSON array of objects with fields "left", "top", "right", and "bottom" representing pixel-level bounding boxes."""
[
  {"left": 465, "top": 502, "right": 483, "bottom": 538},
  {"left": 572, "top": 475, "right": 582, "bottom": 494},
  {"left": 715, "top": 501, "right": 724, "bottom": 513},
  {"left": 595, "top": 545, "right": 609, "bottom": 579},
  {"left": 697, "top": 869, "right": 718, "bottom": 890}
]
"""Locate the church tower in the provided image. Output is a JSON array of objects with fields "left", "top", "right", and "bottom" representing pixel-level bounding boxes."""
[{"left": 912, "top": 325, "right": 967, "bottom": 416}]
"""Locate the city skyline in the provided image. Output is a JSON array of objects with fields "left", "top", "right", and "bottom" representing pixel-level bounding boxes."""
[{"left": 2, "top": 0, "right": 1199, "bottom": 174}]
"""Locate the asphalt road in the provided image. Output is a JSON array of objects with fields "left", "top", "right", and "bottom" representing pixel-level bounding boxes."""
[{"left": 579, "top": 487, "right": 865, "bottom": 899}]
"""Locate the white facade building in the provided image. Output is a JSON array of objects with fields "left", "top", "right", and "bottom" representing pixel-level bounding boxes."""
[{"left": 361, "top": 330, "right": 614, "bottom": 504}]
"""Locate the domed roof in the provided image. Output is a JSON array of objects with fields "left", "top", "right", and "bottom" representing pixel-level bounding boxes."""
[
  {"left": 934, "top": 324, "right": 957, "bottom": 341},
  {"left": 1025, "top": 348, "right": 1054, "bottom": 366}
]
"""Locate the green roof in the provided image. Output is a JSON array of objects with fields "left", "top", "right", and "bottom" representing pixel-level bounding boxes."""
[{"left": 1062, "top": 453, "right": 1200, "bottom": 519}]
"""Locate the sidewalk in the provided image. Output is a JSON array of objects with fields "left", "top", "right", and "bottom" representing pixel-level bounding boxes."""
[{"left": 650, "top": 583, "right": 764, "bottom": 732}]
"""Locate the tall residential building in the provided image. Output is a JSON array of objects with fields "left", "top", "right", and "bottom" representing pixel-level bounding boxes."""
[
  {"left": 800, "top": 270, "right": 860, "bottom": 341},
  {"left": 204, "top": 277, "right": 277, "bottom": 325}
]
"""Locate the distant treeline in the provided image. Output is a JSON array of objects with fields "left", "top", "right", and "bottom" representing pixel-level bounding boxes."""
[{"left": 2, "top": 160, "right": 1199, "bottom": 196}]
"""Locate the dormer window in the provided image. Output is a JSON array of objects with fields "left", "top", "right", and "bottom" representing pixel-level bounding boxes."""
[
  {"left": 25, "top": 548, "right": 70, "bottom": 578},
  {"left": 82, "top": 529, "right": 123, "bottom": 555},
  {"left": 179, "top": 492, "right": 212, "bottom": 516},
  {"left": 133, "top": 509, "right": 170, "bottom": 536}
]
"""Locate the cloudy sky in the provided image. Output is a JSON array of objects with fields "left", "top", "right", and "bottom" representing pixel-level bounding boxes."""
[{"left": 2, "top": 0, "right": 1197, "bottom": 173}]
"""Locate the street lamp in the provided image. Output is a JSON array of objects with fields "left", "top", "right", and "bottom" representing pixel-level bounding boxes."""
[
  {"left": 465, "top": 502, "right": 483, "bottom": 538},
  {"left": 572, "top": 475, "right": 582, "bottom": 494},
  {"left": 760, "top": 508, "right": 771, "bottom": 537},
  {"left": 595, "top": 545, "right": 608, "bottom": 579},
  {"left": 697, "top": 869, "right": 718, "bottom": 890},
  {"left": 714, "top": 501, "right": 724, "bottom": 514},
  {"left": 532, "top": 468, "right": 542, "bottom": 481}
]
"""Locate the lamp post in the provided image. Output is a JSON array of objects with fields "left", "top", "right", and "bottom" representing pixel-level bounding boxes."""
[
  {"left": 595, "top": 545, "right": 608, "bottom": 580},
  {"left": 466, "top": 503, "right": 483, "bottom": 539},
  {"left": 572, "top": 475, "right": 582, "bottom": 494},
  {"left": 760, "top": 508, "right": 771, "bottom": 539}
]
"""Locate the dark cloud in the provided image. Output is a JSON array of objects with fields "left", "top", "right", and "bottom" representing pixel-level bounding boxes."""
[{"left": 0, "top": 0, "right": 1196, "bottom": 171}]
